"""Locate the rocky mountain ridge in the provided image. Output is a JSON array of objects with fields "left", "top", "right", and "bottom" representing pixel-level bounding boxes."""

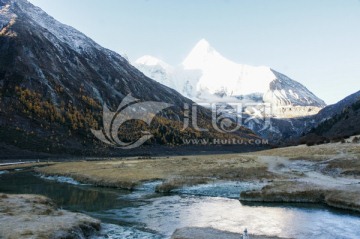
[{"left": 0, "top": 0, "right": 258, "bottom": 157}]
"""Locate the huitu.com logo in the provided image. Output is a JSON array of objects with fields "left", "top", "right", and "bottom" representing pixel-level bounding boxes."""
[{"left": 92, "top": 95, "right": 271, "bottom": 149}]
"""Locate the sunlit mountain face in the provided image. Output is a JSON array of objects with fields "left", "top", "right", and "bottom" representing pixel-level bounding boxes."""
[{"left": 134, "top": 39, "right": 326, "bottom": 142}]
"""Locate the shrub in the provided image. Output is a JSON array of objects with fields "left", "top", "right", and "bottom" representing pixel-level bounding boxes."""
[
  {"left": 315, "top": 140, "right": 326, "bottom": 145},
  {"left": 331, "top": 136, "right": 343, "bottom": 143},
  {"left": 306, "top": 141, "right": 315, "bottom": 146},
  {"left": 0, "top": 194, "right": 8, "bottom": 199}
]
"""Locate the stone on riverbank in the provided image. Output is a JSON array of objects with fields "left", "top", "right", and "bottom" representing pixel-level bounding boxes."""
[{"left": 0, "top": 193, "right": 100, "bottom": 239}]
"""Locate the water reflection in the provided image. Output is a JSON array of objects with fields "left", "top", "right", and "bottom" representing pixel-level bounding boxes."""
[
  {"left": 107, "top": 195, "right": 360, "bottom": 238},
  {"left": 0, "top": 172, "right": 132, "bottom": 212}
]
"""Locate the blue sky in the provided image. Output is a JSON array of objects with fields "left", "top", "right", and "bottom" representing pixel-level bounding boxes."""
[{"left": 28, "top": 0, "right": 360, "bottom": 104}]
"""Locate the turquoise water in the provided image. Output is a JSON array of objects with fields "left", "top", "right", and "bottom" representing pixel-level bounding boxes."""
[{"left": 0, "top": 171, "right": 359, "bottom": 239}]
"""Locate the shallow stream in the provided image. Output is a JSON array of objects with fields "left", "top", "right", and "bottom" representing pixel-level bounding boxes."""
[{"left": 0, "top": 171, "right": 359, "bottom": 239}]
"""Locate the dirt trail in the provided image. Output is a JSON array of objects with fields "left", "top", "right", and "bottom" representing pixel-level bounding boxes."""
[{"left": 257, "top": 155, "right": 360, "bottom": 189}]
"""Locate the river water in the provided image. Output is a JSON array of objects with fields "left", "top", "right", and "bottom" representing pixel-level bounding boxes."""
[{"left": 0, "top": 171, "right": 359, "bottom": 239}]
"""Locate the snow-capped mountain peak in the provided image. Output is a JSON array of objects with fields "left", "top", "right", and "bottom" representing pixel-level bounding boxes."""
[
  {"left": 182, "top": 39, "right": 225, "bottom": 70},
  {"left": 134, "top": 39, "right": 326, "bottom": 120},
  {"left": 186, "top": 39, "right": 215, "bottom": 57},
  {"left": 195, "top": 38, "right": 212, "bottom": 49}
]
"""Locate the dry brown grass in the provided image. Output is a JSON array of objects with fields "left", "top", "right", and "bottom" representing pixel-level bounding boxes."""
[
  {"left": 0, "top": 162, "right": 54, "bottom": 171},
  {"left": 248, "top": 143, "right": 360, "bottom": 176},
  {"left": 240, "top": 181, "right": 360, "bottom": 212},
  {"left": 323, "top": 157, "right": 360, "bottom": 176},
  {"left": 36, "top": 154, "right": 274, "bottom": 190},
  {"left": 240, "top": 181, "right": 327, "bottom": 203},
  {"left": 248, "top": 143, "right": 360, "bottom": 161},
  {"left": 35, "top": 143, "right": 360, "bottom": 191}
]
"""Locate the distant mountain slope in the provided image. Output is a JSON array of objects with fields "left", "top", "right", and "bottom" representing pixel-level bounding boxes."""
[
  {"left": 313, "top": 90, "right": 360, "bottom": 122},
  {"left": 0, "top": 0, "right": 258, "bottom": 157},
  {"left": 305, "top": 91, "right": 360, "bottom": 140}
]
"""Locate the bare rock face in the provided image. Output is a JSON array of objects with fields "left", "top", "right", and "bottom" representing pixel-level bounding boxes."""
[{"left": 0, "top": 193, "right": 101, "bottom": 238}]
